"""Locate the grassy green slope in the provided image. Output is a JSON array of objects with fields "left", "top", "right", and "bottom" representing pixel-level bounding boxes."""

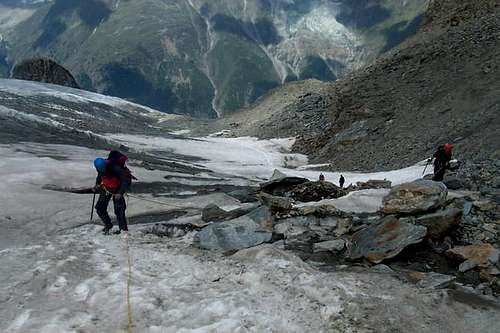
[
  {"left": 2, "top": 0, "right": 429, "bottom": 117},
  {"left": 209, "top": 32, "right": 280, "bottom": 113},
  {"left": 6, "top": 0, "right": 217, "bottom": 117},
  {"left": 347, "top": 0, "right": 429, "bottom": 60}
]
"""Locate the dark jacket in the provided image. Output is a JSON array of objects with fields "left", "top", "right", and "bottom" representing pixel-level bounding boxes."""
[{"left": 433, "top": 146, "right": 451, "bottom": 167}]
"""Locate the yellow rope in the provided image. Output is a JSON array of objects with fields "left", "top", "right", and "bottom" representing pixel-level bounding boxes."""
[{"left": 124, "top": 233, "right": 133, "bottom": 333}]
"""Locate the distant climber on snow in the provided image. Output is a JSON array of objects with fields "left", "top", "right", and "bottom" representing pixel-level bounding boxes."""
[
  {"left": 429, "top": 144, "right": 453, "bottom": 181},
  {"left": 319, "top": 173, "right": 325, "bottom": 182},
  {"left": 339, "top": 175, "right": 345, "bottom": 188},
  {"left": 93, "top": 151, "right": 134, "bottom": 235}
]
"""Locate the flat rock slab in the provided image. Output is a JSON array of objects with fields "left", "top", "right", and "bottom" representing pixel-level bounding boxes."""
[
  {"left": 201, "top": 203, "right": 259, "bottom": 222},
  {"left": 383, "top": 180, "right": 447, "bottom": 214},
  {"left": 246, "top": 205, "right": 274, "bottom": 231},
  {"left": 313, "top": 239, "right": 346, "bottom": 253},
  {"left": 447, "top": 244, "right": 500, "bottom": 269},
  {"left": 296, "top": 189, "right": 390, "bottom": 214},
  {"left": 348, "top": 216, "right": 427, "bottom": 264},
  {"left": 259, "top": 192, "right": 294, "bottom": 212},
  {"left": 260, "top": 169, "right": 309, "bottom": 196},
  {"left": 416, "top": 272, "right": 456, "bottom": 289},
  {"left": 194, "top": 216, "right": 272, "bottom": 251},
  {"left": 415, "top": 207, "right": 463, "bottom": 239}
]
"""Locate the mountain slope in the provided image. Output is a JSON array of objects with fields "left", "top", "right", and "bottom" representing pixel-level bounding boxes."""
[
  {"left": 0, "top": 0, "right": 427, "bottom": 117},
  {"left": 0, "top": 78, "right": 170, "bottom": 146},
  {"left": 220, "top": 0, "right": 500, "bottom": 171}
]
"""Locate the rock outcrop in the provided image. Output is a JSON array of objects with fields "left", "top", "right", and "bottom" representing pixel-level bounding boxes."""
[
  {"left": 347, "top": 216, "right": 427, "bottom": 264},
  {"left": 415, "top": 207, "right": 462, "bottom": 239},
  {"left": 290, "top": 181, "right": 345, "bottom": 202},
  {"left": 447, "top": 244, "right": 500, "bottom": 273},
  {"left": 260, "top": 170, "right": 309, "bottom": 197},
  {"left": 194, "top": 215, "right": 272, "bottom": 251},
  {"left": 191, "top": 172, "right": 500, "bottom": 296},
  {"left": 201, "top": 203, "right": 258, "bottom": 223},
  {"left": 11, "top": 58, "right": 80, "bottom": 89},
  {"left": 354, "top": 179, "right": 392, "bottom": 190},
  {"left": 383, "top": 180, "right": 448, "bottom": 214}
]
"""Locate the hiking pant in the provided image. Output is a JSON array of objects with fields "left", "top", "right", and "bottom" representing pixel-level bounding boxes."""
[
  {"left": 433, "top": 163, "right": 446, "bottom": 182},
  {"left": 95, "top": 193, "right": 128, "bottom": 231}
]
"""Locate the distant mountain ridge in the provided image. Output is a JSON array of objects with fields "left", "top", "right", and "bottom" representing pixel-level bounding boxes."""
[{"left": 0, "top": 0, "right": 427, "bottom": 117}]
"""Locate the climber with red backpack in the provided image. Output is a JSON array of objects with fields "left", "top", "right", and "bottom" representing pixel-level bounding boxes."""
[
  {"left": 429, "top": 143, "right": 453, "bottom": 181},
  {"left": 93, "top": 151, "right": 135, "bottom": 235}
]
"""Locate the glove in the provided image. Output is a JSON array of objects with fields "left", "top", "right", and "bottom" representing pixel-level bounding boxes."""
[{"left": 92, "top": 185, "right": 101, "bottom": 193}]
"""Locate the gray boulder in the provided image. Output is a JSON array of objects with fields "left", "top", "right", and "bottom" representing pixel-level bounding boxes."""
[
  {"left": 383, "top": 180, "right": 448, "bottom": 214},
  {"left": 348, "top": 216, "right": 427, "bottom": 264},
  {"left": 258, "top": 192, "right": 294, "bottom": 212},
  {"left": 194, "top": 216, "right": 272, "bottom": 251},
  {"left": 416, "top": 272, "right": 456, "bottom": 289},
  {"left": 415, "top": 208, "right": 463, "bottom": 239},
  {"left": 275, "top": 214, "right": 352, "bottom": 240},
  {"left": 260, "top": 169, "right": 309, "bottom": 196},
  {"left": 201, "top": 204, "right": 233, "bottom": 222},
  {"left": 246, "top": 205, "right": 274, "bottom": 231},
  {"left": 285, "top": 230, "right": 320, "bottom": 253},
  {"left": 201, "top": 203, "right": 260, "bottom": 223},
  {"left": 227, "top": 188, "right": 259, "bottom": 203},
  {"left": 444, "top": 176, "right": 465, "bottom": 190},
  {"left": 313, "top": 239, "right": 346, "bottom": 253}
]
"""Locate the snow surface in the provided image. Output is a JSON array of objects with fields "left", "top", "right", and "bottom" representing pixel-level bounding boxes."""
[
  {"left": 0, "top": 79, "right": 161, "bottom": 115},
  {"left": 296, "top": 189, "right": 391, "bottom": 214},
  {"left": 2, "top": 136, "right": 498, "bottom": 332},
  {"left": 108, "top": 133, "right": 433, "bottom": 184}
]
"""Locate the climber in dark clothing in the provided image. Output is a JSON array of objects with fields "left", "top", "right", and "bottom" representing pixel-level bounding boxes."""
[
  {"left": 339, "top": 175, "right": 345, "bottom": 188},
  {"left": 93, "top": 151, "right": 133, "bottom": 235},
  {"left": 431, "top": 144, "right": 453, "bottom": 182}
]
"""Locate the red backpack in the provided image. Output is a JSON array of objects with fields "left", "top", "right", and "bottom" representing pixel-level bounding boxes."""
[
  {"left": 101, "top": 151, "right": 135, "bottom": 191},
  {"left": 443, "top": 143, "right": 453, "bottom": 159}
]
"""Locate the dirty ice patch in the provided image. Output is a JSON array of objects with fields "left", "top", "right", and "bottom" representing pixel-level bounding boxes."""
[
  {"left": 0, "top": 143, "right": 169, "bottom": 230},
  {"left": 285, "top": 162, "right": 433, "bottom": 187},
  {"left": 57, "top": 233, "right": 354, "bottom": 333},
  {"left": 108, "top": 134, "right": 432, "bottom": 184},
  {"left": 6, "top": 310, "right": 32, "bottom": 332},
  {"left": 170, "top": 129, "right": 191, "bottom": 136},
  {"left": 108, "top": 134, "right": 307, "bottom": 179},
  {"left": 296, "top": 188, "right": 391, "bottom": 213}
]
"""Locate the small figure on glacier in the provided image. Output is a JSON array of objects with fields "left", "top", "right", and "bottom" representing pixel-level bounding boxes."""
[
  {"left": 429, "top": 144, "right": 453, "bottom": 181},
  {"left": 339, "top": 175, "right": 345, "bottom": 188},
  {"left": 319, "top": 173, "right": 325, "bottom": 182},
  {"left": 93, "top": 151, "right": 134, "bottom": 235}
]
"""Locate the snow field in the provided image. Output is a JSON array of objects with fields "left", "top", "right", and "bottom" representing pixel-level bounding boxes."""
[
  {"left": 2, "top": 136, "right": 480, "bottom": 333},
  {"left": 108, "top": 134, "right": 432, "bottom": 184}
]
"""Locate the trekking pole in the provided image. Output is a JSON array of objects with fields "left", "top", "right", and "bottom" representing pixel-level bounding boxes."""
[
  {"left": 422, "top": 160, "right": 430, "bottom": 176},
  {"left": 90, "top": 192, "right": 96, "bottom": 222}
]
